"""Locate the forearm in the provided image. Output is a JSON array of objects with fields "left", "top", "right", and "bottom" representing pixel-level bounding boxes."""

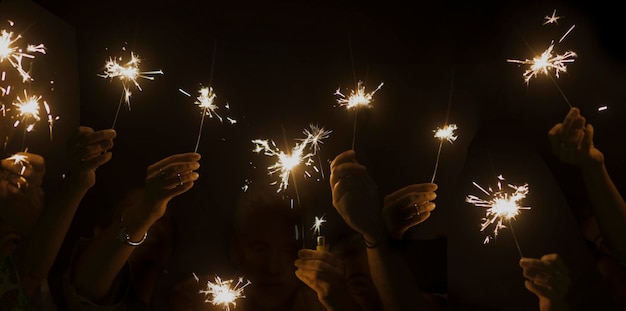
[
  {"left": 74, "top": 206, "right": 156, "bottom": 301},
  {"left": 581, "top": 163, "right": 626, "bottom": 263},
  {"left": 365, "top": 239, "right": 428, "bottom": 311},
  {"left": 16, "top": 179, "right": 89, "bottom": 295}
]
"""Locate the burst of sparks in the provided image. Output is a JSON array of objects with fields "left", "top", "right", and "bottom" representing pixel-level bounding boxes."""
[
  {"left": 311, "top": 215, "right": 326, "bottom": 236},
  {"left": 11, "top": 89, "right": 56, "bottom": 137},
  {"left": 6, "top": 152, "right": 28, "bottom": 175},
  {"left": 196, "top": 274, "right": 251, "bottom": 311},
  {"left": 194, "top": 86, "right": 222, "bottom": 122},
  {"left": 252, "top": 138, "right": 315, "bottom": 193},
  {"left": 543, "top": 9, "right": 561, "bottom": 25},
  {"left": 98, "top": 51, "right": 163, "bottom": 108},
  {"left": 0, "top": 28, "right": 46, "bottom": 82},
  {"left": 334, "top": 81, "right": 384, "bottom": 109},
  {"left": 507, "top": 42, "right": 576, "bottom": 85},
  {"left": 434, "top": 123, "right": 458, "bottom": 143},
  {"left": 300, "top": 124, "right": 332, "bottom": 154},
  {"left": 465, "top": 175, "right": 531, "bottom": 244}
]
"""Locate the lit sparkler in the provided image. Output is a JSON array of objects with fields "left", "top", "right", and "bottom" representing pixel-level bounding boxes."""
[
  {"left": 6, "top": 152, "right": 28, "bottom": 175},
  {"left": 195, "top": 274, "right": 250, "bottom": 311},
  {"left": 12, "top": 89, "right": 56, "bottom": 139},
  {"left": 311, "top": 215, "right": 326, "bottom": 236},
  {"left": 334, "top": 81, "right": 383, "bottom": 150},
  {"left": 466, "top": 175, "right": 530, "bottom": 256},
  {"left": 99, "top": 51, "right": 163, "bottom": 129},
  {"left": 252, "top": 138, "right": 315, "bottom": 193},
  {"left": 298, "top": 124, "right": 332, "bottom": 179},
  {"left": 0, "top": 28, "right": 46, "bottom": 82},
  {"left": 431, "top": 123, "right": 458, "bottom": 183},
  {"left": 311, "top": 215, "right": 327, "bottom": 251},
  {"left": 507, "top": 12, "right": 577, "bottom": 108}
]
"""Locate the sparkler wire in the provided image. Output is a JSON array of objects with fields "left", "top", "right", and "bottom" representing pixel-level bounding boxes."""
[
  {"left": 194, "top": 39, "right": 218, "bottom": 153},
  {"left": 431, "top": 68, "right": 455, "bottom": 183}
]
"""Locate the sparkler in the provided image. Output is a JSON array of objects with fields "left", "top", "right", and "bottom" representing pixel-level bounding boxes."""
[
  {"left": 334, "top": 81, "right": 383, "bottom": 150},
  {"left": 251, "top": 138, "right": 314, "bottom": 193},
  {"left": 0, "top": 28, "right": 46, "bottom": 82},
  {"left": 431, "top": 124, "right": 458, "bottom": 183},
  {"left": 507, "top": 10, "right": 577, "bottom": 109},
  {"left": 465, "top": 175, "right": 530, "bottom": 257},
  {"left": 12, "top": 89, "right": 57, "bottom": 141},
  {"left": 99, "top": 51, "right": 163, "bottom": 129},
  {"left": 311, "top": 215, "right": 327, "bottom": 251},
  {"left": 298, "top": 124, "right": 332, "bottom": 180},
  {"left": 194, "top": 274, "right": 250, "bottom": 311}
]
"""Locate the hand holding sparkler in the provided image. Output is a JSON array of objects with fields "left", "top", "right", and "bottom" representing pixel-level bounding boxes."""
[
  {"left": 329, "top": 150, "right": 384, "bottom": 246},
  {"left": 64, "top": 126, "right": 116, "bottom": 189},
  {"left": 519, "top": 253, "right": 571, "bottom": 311},
  {"left": 383, "top": 183, "right": 437, "bottom": 240},
  {"left": 1, "top": 150, "right": 44, "bottom": 195},
  {"left": 548, "top": 107, "right": 603, "bottom": 169},
  {"left": 295, "top": 248, "right": 363, "bottom": 310}
]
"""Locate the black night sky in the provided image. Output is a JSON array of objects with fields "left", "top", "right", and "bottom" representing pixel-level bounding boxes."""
[{"left": 2, "top": 0, "right": 626, "bottom": 309}]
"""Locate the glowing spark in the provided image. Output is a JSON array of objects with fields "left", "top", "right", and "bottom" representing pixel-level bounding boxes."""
[
  {"left": 507, "top": 41, "right": 576, "bottom": 85},
  {"left": 6, "top": 152, "right": 28, "bottom": 175},
  {"left": 99, "top": 51, "right": 163, "bottom": 108},
  {"left": 598, "top": 105, "right": 608, "bottom": 111},
  {"left": 434, "top": 123, "right": 458, "bottom": 143},
  {"left": 543, "top": 9, "right": 561, "bottom": 25},
  {"left": 194, "top": 86, "right": 222, "bottom": 122},
  {"left": 558, "top": 24, "right": 575, "bottom": 43},
  {"left": 196, "top": 274, "right": 250, "bottom": 311},
  {"left": 334, "top": 81, "right": 384, "bottom": 109},
  {"left": 12, "top": 90, "right": 43, "bottom": 133},
  {"left": 0, "top": 28, "right": 46, "bottom": 82},
  {"left": 466, "top": 175, "right": 531, "bottom": 244},
  {"left": 300, "top": 124, "right": 332, "bottom": 154},
  {"left": 252, "top": 138, "right": 315, "bottom": 193},
  {"left": 311, "top": 215, "right": 326, "bottom": 236}
]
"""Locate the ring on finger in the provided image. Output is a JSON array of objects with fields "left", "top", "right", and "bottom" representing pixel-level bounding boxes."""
[{"left": 177, "top": 173, "right": 183, "bottom": 186}]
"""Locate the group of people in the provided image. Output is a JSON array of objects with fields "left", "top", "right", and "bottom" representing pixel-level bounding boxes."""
[{"left": 0, "top": 106, "right": 624, "bottom": 310}]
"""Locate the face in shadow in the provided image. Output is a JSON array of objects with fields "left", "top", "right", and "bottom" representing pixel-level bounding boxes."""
[{"left": 229, "top": 190, "right": 302, "bottom": 310}]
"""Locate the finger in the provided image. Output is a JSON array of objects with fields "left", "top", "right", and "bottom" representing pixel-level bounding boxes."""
[
  {"left": 329, "top": 162, "right": 368, "bottom": 189},
  {"left": 147, "top": 153, "right": 202, "bottom": 175},
  {"left": 150, "top": 161, "right": 201, "bottom": 180},
  {"left": 297, "top": 249, "right": 343, "bottom": 267},
  {"left": 548, "top": 123, "right": 563, "bottom": 154},
  {"left": 153, "top": 171, "right": 200, "bottom": 190},
  {"left": 329, "top": 149, "right": 356, "bottom": 172},
  {"left": 80, "top": 151, "right": 113, "bottom": 170},
  {"left": 158, "top": 180, "right": 196, "bottom": 199},
  {"left": 294, "top": 258, "right": 344, "bottom": 276},
  {"left": 560, "top": 107, "right": 580, "bottom": 136},
  {"left": 384, "top": 183, "right": 437, "bottom": 205},
  {"left": 403, "top": 211, "right": 431, "bottom": 227},
  {"left": 581, "top": 123, "right": 594, "bottom": 155},
  {"left": 79, "top": 128, "right": 117, "bottom": 146},
  {"left": 524, "top": 280, "right": 551, "bottom": 298}
]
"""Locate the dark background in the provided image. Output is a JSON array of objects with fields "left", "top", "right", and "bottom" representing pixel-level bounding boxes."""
[{"left": 2, "top": 0, "right": 625, "bottom": 309}]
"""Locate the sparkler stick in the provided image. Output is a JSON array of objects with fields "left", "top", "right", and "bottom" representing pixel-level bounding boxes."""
[
  {"left": 466, "top": 175, "right": 530, "bottom": 258},
  {"left": 194, "top": 273, "right": 250, "bottom": 311},
  {"left": 99, "top": 51, "right": 163, "bottom": 129},
  {"left": 507, "top": 10, "right": 576, "bottom": 109},
  {"left": 192, "top": 40, "right": 219, "bottom": 153},
  {"left": 430, "top": 69, "right": 457, "bottom": 184}
]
